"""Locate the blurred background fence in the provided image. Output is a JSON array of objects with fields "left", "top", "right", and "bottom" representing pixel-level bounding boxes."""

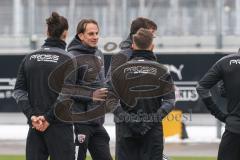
[{"left": 1, "top": 0, "right": 240, "bottom": 50}]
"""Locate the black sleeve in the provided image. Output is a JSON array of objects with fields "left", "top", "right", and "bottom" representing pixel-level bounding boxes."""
[
  {"left": 50, "top": 56, "right": 85, "bottom": 123},
  {"left": 98, "top": 50, "right": 106, "bottom": 82},
  {"left": 157, "top": 73, "right": 175, "bottom": 119},
  {"left": 106, "top": 89, "right": 122, "bottom": 113},
  {"left": 46, "top": 56, "right": 80, "bottom": 123},
  {"left": 105, "top": 52, "right": 129, "bottom": 120},
  {"left": 218, "top": 80, "right": 227, "bottom": 97},
  {"left": 196, "top": 61, "right": 227, "bottom": 122},
  {"left": 12, "top": 57, "right": 33, "bottom": 121},
  {"left": 197, "top": 62, "right": 223, "bottom": 96},
  {"left": 43, "top": 108, "right": 54, "bottom": 123},
  {"left": 105, "top": 69, "right": 123, "bottom": 115}
]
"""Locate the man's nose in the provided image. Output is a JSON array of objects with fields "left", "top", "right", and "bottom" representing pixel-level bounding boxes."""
[{"left": 93, "top": 33, "right": 99, "bottom": 39}]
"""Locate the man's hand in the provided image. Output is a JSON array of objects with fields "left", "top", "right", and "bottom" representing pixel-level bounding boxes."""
[
  {"left": 31, "top": 115, "right": 50, "bottom": 132},
  {"left": 92, "top": 88, "right": 108, "bottom": 102},
  {"left": 31, "top": 115, "right": 42, "bottom": 129},
  {"left": 128, "top": 122, "right": 152, "bottom": 136},
  {"left": 37, "top": 116, "right": 50, "bottom": 132}
]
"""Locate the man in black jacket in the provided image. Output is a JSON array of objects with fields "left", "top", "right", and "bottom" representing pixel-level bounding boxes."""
[
  {"left": 197, "top": 51, "right": 240, "bottom": 160},
  {"left": 13, "top": 12, "right": 75, "bottom": 160},
  {"left": 68, "top": 19, "right": 112, "bottom": 160},
  {"left": 107, "top": 17, "right": 157, "bottom": 160},
  {"left": 107, "top": 17, "right": 172, "bottom": 160},
  {"left": 109, "top": 28, "right": 175, "bottom": 160}
]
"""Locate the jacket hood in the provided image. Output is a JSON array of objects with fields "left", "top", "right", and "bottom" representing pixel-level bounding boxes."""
[
  {"left": 67, "top": 35, "right": 97, "bottom": 54},
  {"left": 119, "top": 35, "right": 132, "bottom": 50}
]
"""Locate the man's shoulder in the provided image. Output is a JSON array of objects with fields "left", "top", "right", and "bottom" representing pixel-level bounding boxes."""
[
  {"left": 25, "top": 47, "right": 72, "bottom": 65},
  {"left": 117, "top": 48, "right": 132, "bottom": 59},
  {"left": 95, "top": 48, "right": 103, "bottom": 56},
  {"left": 214, "top": 53, "right": 240, "bottom": 67}
]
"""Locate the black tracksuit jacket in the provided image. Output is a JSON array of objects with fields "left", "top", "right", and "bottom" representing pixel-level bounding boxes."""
[
  {"left": 109, "top": 48, "right": 175, "bottom": 137},
  {"left": 13, "top": 38, "right": 74, "bottom": 124},
  {"left": 197, "top": 52, "right": 240, "bottom": 134}
]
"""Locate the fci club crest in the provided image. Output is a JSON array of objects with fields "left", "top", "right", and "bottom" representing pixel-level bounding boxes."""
[{"left": 77, "top": 134, "right": 86, "bottom": 143}]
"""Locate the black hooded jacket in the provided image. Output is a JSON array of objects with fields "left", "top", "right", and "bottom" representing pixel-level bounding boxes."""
[{"left": 67, "top": 36, "right": 105, "bottom": 125}]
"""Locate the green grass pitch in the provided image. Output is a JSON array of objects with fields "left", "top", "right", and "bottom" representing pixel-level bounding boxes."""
[{"left": 0, "top": 155, "right": 216, "bottom": 160}]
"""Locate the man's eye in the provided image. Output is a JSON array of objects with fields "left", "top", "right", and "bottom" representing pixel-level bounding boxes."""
[{"left": 88, "top": 32, "right": 98, "bottom": 36}]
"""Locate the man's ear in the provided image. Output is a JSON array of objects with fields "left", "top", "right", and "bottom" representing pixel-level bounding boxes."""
[
  {"left": 78, "top": 33, "right": 84, "bottom": 41},
  {"left": 61, "top": 30, "right": 68, "bottom": 41},
  {"left": 46, "top": 31, "right": 50, "bottom": 37},
  {"left": 150, "top": 44, "right": 154, "bottom": 51},
  {"left": 151, "top": 44, "right": 155, "bottom": 51},
  {"left": 132, "top": 43, "right": 135, "bottom": 49}
]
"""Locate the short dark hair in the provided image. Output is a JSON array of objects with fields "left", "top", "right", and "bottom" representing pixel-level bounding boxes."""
[
  {"left": 76, "top": 19, "right": 99, "bottom": 34},
  {"left": 133, "top": 28, "right": 153, "bottom": 50},
  {"left": 145, "top": 18, "right": 157, "bottom": 30},
  {"left": 46, "top": 12, "right": 68, "bottom": 38},
  {"left": 130, "top": 17, "right": 157, "bottom": 35}
]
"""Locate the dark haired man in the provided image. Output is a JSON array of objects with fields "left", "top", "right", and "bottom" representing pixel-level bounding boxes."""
[
  {"left": 13, "top": 12, "right": 74, "bottom": 160},
  {"left": 106, "top": 17, "right": 160, "bottom": 160},
  {"left": 109, "top": 28, "right": 175, "bottom": 160},
  {"left": 119, "top": 17, "right": 157, "bottom": 57},
  {"left": 67, "top": 19, "right": 112, "bottom": 160}
]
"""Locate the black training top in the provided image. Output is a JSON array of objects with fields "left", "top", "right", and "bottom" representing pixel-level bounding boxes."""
[
  {"left": 13, "top": 38, "right": 75, "bottom": 124},
  {"left": 197, "top": 52, "right": 240, "bottom": 134}
]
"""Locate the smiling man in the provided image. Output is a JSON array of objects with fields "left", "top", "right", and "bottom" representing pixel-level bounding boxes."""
[{"left": 67, "top": 19, "right": 112, "bottom": 160}]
